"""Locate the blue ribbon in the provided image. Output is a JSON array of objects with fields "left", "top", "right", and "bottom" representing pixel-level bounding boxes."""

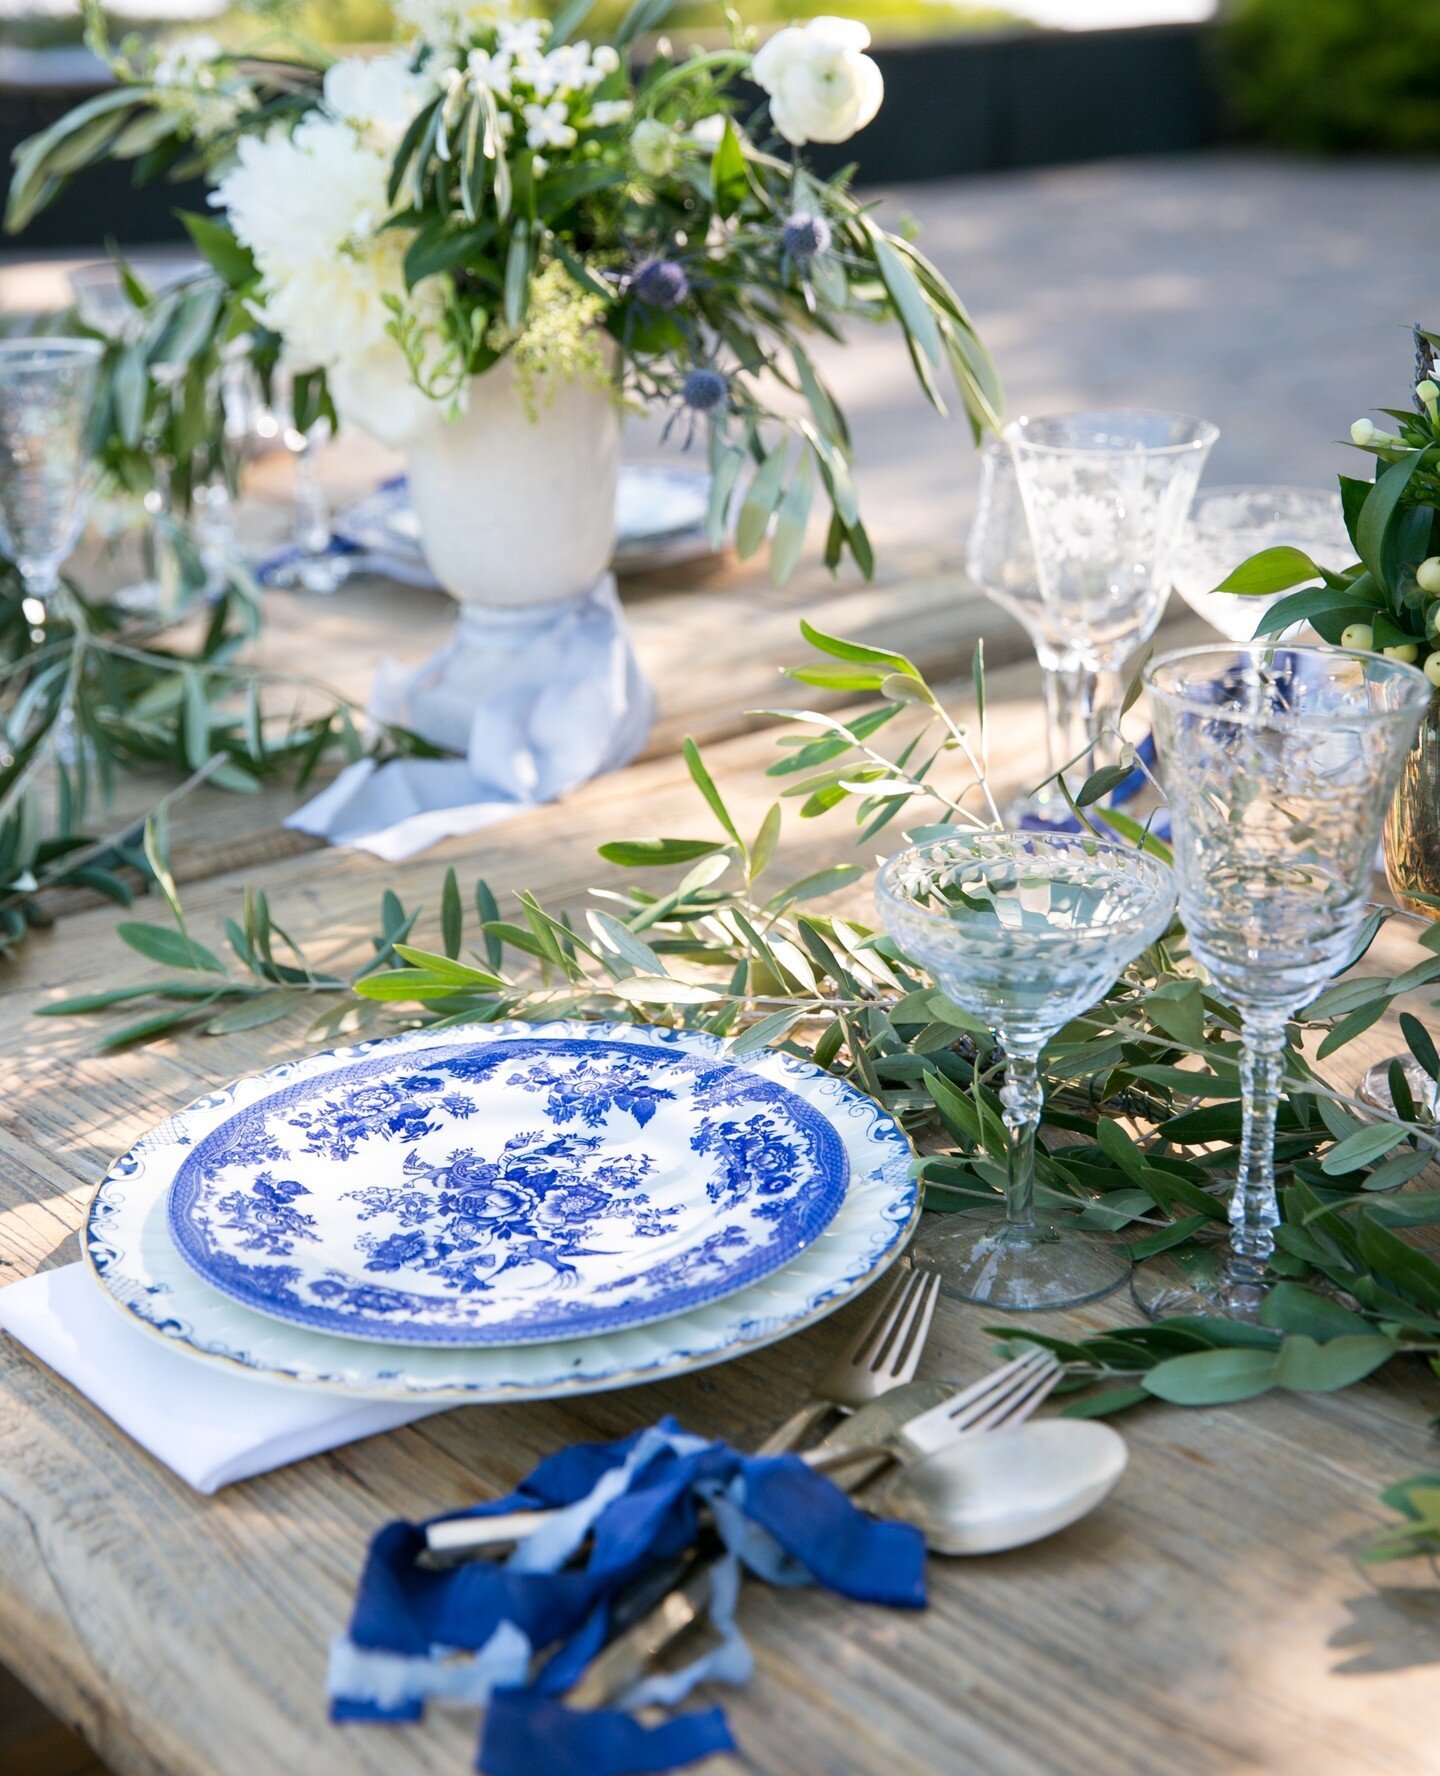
[{"left": 329, "top": 1419, "right": 926, "bottom": 1774}]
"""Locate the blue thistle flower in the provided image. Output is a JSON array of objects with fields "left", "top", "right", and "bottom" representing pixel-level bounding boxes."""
[
  {"left": 630, "top": 257, "right": 690, "bottom": 310},
  {"left": 782, "top": 211, "right": 832, "bottom": 262},
  {"left": 681, "top": 367, "right": 728, "bottom": 413}
]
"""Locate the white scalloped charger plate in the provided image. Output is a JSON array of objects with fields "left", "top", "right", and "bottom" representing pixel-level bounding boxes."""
[{"left": 84, "top": 1023, "right": 917, "bottom": 1401}]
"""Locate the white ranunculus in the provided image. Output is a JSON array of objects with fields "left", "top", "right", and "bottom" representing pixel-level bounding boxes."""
[
  {"left": 322, "top": 53, "right": 433, "bottom": 148},
  {"left": 751, "top": 17, "right": 883, "bottom": 147}
]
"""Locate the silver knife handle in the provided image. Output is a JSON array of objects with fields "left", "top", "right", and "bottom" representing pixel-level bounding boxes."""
[
  {"left": 565, "top": 1560, "right": 715, "bottom": 1708},
  {"left": 753, "top": 1397, "right": 835, "bottom": 1456}
]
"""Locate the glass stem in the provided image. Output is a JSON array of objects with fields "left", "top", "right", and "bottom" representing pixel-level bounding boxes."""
[
  {"left": 293, "top": 431, "right": 330, "bottom": 558},
  {"left": 1038, "top": 652, "right": 1085, "bottom": 789},
  {"left": 1079, "top": 664, "right": 1123, "bottom": 772},
  {"left": 1228, "top": 1014, "right": 1287, "bottom": 1286},
  {"left": 1001, "top": 1045, "right": 1045, "bottom": 1233}
]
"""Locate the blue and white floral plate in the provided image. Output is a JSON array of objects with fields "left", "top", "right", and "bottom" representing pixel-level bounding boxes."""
[
  {"left": 85, "top": 1023, "right": 917, "bottom": 1401},
  {"left": 163, "top": 1025, "right": 851, "bottom": 1347}
]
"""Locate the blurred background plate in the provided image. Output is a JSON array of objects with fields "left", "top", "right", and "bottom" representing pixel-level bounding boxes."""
[{"left": 334, "top": 462, "right": 715, "bottom": 583}]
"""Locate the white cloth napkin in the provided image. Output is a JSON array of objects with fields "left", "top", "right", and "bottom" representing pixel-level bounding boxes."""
[
  {"left": 286, "top": 573, "right": 653, "bottom": 861},
  {"left": 0, "top": 1264, "right": 442, "bottom": 1494}
]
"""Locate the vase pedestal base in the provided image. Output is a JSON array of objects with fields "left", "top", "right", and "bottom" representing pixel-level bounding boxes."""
[
  {"left": 370, "top": 573, "right": 652, "bottom": 774},
  {"left": 287, "top": 574, "right": 653, "bottom": 858}
]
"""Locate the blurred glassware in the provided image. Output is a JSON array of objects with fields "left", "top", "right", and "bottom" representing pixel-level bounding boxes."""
[
  {"left": 1004, "top": 410, "right": 1217, "bottom": 775},
  {"left": 877, "top": 830, "right": 1176, "bottom": 1311},
  {"left": 0, "top": 336, "right": 103, "bottom": 615},
  {"left": 265, "top": 369, "right": 348, "bottom": 595},
  {"left": 70, "top": 256, "right": 210, "bottom": 613},
  {"left": 69, "top": 257, "right": 195, "bottom": 341},
  {"left": 1134, "top": 643, "right": 1430, "bottom": 1322},
  {"left": 1172, "top": 485, "right": 1350, "bottom": 642},
  {"left": 967, "top": 439, "right": 1091, "bottom": 826}
]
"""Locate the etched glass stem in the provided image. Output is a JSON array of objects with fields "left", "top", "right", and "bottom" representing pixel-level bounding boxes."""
[
  {"left": 1000, "top": 1046, "right": 1045, "bottom": 1234},
  {"left": 1228, "top": 1015, "right": 1287, "bottom": 1287}
]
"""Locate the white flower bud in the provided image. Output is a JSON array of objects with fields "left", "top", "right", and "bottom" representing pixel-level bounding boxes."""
[{"left": 632, "top": 117, "right": 677, "bottom": 179}]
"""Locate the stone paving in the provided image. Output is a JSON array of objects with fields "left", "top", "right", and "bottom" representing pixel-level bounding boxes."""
[{"left": 801, "top": 150, "right": 1440, "bottom": 553}]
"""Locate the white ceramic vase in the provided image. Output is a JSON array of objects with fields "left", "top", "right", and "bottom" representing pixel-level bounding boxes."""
[
  {"left": 406, "top": 354, "right": 620, "bottom": 608},
  {"left": 380, "top": 355, "right": 651, "bottom": 766}
]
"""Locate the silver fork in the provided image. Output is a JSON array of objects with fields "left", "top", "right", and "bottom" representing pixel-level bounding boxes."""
[
  {"left": 755, "top": 1265, "right": 942, "bottom": 1454},
  {"left": 423, "top": 1266, "right": 941, "bottom": 1565},
  {"left": 805, "top": 1344, "right": 1064, "bottom": 1480}
]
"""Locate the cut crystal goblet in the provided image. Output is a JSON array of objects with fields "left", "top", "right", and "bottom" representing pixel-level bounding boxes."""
[
  {"left": 877, "top": 831, "right": 1176, "bottom": 1311},
  {"left": 1134, "top": 643, "right": 1431, "bottom": 1321}
]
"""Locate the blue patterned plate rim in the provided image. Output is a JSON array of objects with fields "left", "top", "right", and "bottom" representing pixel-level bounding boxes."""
[
  {"left": 163, "top": 1029, "right": 851, "bottom": 1348},
  {"left": 84, "top": 1020, "right": 918, "bottom": 1400}
]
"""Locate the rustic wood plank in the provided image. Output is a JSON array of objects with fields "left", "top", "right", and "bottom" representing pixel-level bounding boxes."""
[
  {"left": 3, "top": 630, "right": 1440, "bottom": 1776},
  {"left": 57, "top": 536, "right": 1031, "bottom": 892}
]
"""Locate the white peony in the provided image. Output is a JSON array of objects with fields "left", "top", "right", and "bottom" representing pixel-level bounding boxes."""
[
  {"left": 255, "top": 235, "right": 408, "bottom": 372},
  {"left": 751, "top": 17, "right": 883, "bottom": 147},
  {"left": 215, "top": 115, "right": 445, "bottom": 444},
  {"left": 214, "top": 116, "right": 393, "bottom": 275},
  {"left": 322, "top": 53, "right": 434, "bottom": 149}
]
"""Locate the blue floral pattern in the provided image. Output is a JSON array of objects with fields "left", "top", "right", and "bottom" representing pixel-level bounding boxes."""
[
  {"left": 89, "top": 1020, "right": 919, "bottom": 1399},
  {"left": 165, "top": 1035, "right": 851, "bottom": 1346}
]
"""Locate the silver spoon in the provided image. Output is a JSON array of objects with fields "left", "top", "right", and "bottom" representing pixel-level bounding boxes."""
[{"left": 871, "top": 1418, "right": 1128, "bottom": 1555}]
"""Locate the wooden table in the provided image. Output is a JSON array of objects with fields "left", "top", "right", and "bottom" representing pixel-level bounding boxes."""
[{"left": 2, "top": 453, "right": 1439, "bottom": 1776}]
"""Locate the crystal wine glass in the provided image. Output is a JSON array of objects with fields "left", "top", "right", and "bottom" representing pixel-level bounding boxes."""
[
  {"left": 1172, "top": 486, "right": 1350, "bottom": 642},
  {"left": 1133, "top": 643, "right": 1431, "bottom": 1321},
  {"left": 967, "top": 439, "right": 1094, "bottom": 826},
  {"left": 877, "top": 831, "right": 1177, "bottom": 1310},
  {"left": 0, "top": 336, "right": 103, "bottom": 612},
  {"left": 1005, "top": 411, "right": 1217, "bottom": 770}
]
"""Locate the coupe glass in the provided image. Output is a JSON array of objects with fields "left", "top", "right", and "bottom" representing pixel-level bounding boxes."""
[
  {"left": 1134, "top": 644, "right": 1431, "bottom": 1321},
  {"left": 967, "top": 439, "right": 1093, "bottom": 825},
  {"left": 1005, "top": 411, "right": 1217, "bottom": 770},
  {"left": 0, "top": 336, "right": 103, "bottom": 609},
  {"left": 1172, "top": 486, "right": 1350, "bottom": 642},
  {"left": 877, "top": 831, "right": 1177, "bottom": 1310}
]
